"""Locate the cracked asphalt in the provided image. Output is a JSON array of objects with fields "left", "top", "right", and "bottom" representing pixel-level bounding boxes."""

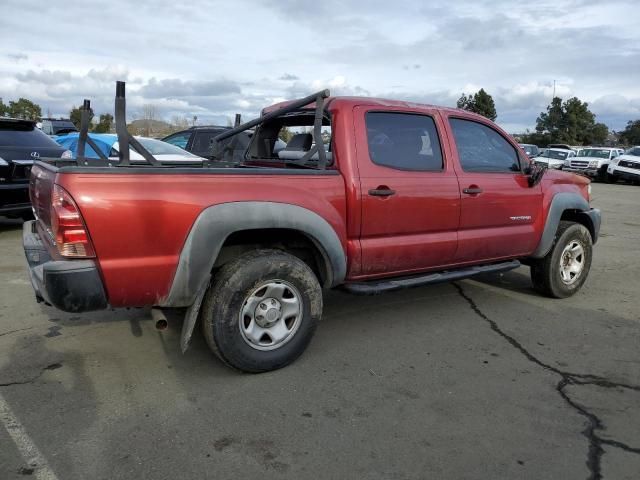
[{"left": 1, "top": 183, "right": 639, "bottom": 480}]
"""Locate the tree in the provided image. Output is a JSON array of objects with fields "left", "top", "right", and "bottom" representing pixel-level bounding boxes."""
[
  {"left": 456, "top": 93, "right": 473, "bottom": 110},
  {"left": 69, "top": 105, "right": 94, "bottom": 129},
  {"left": 142, "top": 104, "right": 158, "bottom": 136},
  {"left": 589, "top": 122, "right": 609, "bottom": 145},
  {"left": 535, "top": 97, "right": 565, "bottom": 144},
  {"left": 0, "top": 98, "right": 7, "bottom": 117},
  {"left": 8, "top": 98, "right": 42, "bottom": 120},
  {"left": 472, "top": 89, "right": 497, "bottom": 121},
  {"left": 619, "top": 120, "right": 640, "bottom": 146},
  {"left": 529, "top": 96, "right": 608, "bottom": 146},
  {"left": 93, "top": 113, "right": 113, "bottom": 133},
  {"left": 456, "top": 88, "right": 497, "bottom": 121},
  {"left": 278, "top": 126, "right": 294, "bottom": 142},
  {"left": 170, "top": 115, "right": 190, "bottom": 130}
]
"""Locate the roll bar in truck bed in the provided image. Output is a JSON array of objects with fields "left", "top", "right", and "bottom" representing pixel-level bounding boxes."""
[{"left": 70, "top": 81, "right": 331, "bottom": 169}]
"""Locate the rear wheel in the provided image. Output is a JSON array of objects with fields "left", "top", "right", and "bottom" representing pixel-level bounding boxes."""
[
  {"left": 530, "top": 221, "right": 593, "bottom": 298},
  {"left": 201, "top": 249, "right": 322, "bottom": 372}
]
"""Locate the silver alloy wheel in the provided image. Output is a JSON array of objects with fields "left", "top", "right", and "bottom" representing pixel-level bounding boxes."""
[
  {"left": 239, "top": 280, "right": 303, "bottom": 351},
  {"left": 559, "top": 239, "right": 585, "bottom": 285}
]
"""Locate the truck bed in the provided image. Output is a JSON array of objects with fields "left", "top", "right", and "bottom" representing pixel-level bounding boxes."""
[{"left": 30, "top": 161, "right": 347, "bottom": 307}]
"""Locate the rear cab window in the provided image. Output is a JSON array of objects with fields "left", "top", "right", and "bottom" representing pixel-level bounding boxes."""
[
  {"left": 365, "top": 112, "right": 443, "bottom": 171},
  {"left": 241, "top": 109, "right": 333, "bottom": 169},
  {"left": 0, "top": 122, "right": 62, "bottom": 148},
  {"left": 449, "top": 118, "right": 520, "bottom": 173}
]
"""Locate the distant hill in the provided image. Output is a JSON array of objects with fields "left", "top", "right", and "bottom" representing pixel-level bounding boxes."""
[{"left": 127, "top": 118, "right": 175, "bottom": 137}]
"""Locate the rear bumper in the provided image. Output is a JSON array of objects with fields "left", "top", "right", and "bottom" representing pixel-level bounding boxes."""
[
  {"left": 0, "top": 183, "right": 30, "bottom": 216},
  {"left": 22, "top": 220, "right": 108, "bottom": 313}
]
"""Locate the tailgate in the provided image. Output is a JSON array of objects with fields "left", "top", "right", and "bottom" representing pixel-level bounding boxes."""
[{"left": 29, "top": 162, "right": 58, "bottom": 229}]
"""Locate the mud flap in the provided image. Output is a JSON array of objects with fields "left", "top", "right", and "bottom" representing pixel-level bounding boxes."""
[{"left": 180, "top": 276, "right": 210, "bottom": 353}]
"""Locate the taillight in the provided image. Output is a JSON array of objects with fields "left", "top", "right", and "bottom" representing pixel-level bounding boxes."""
[{"left": 50, "top": 184, "right": 95, "bottom": 258}]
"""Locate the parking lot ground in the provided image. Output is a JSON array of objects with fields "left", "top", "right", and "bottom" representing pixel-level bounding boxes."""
[{"left": 1, "top": 183, "right": 639, "bottom": 480}]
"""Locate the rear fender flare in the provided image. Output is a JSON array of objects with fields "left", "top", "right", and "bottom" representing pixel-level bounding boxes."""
[{"left": 163, "top": 201, "right": 347, "bottom": 307}]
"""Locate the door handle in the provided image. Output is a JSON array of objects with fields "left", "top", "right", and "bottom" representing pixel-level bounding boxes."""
[
  {"left": 368, "top": 187, "right": 396, "bottom": 197},
  {"left": 462, "top": 187, "right": 483, "bottom": 195}
]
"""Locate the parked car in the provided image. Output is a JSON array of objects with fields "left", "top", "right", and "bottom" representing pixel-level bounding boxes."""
[
  {"left": 534, "top": 148, "right": 576, "bottom": 169},
  {"left": 548, "top": 143, "right": 575, "bottom": 151},
  {"left": 519, "top": 143, "right": 540, "bottom": 158},
  {"left": 55, "top": 133, "right": 203, "bottom": 163},
  {"left": 23, "top": 87, "right": 600, "bottom": 372},
  {"left": 564, "top": 147, "right": 624, "bottom": 181},
  {"left": 607, "top": 146, "right": 640, "bottom": 184},
  {"left": 162, "top": 126, "right": 285, "bottom": 160},
  {"left": 41, "top": 118, "right": 78, "bottom": 136},
  {"left": 1, "top": 118, "right": 70, "bottom": 218}
]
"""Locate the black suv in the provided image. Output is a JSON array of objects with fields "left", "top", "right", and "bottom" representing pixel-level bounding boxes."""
[
  {"left": 162, "top": 126, "right": 285, "bottom": 160},
  {"left": 41, "top": 118, "right": 78, "bottom": 136},
  {"left": 1, "top": 118, "right": 67, "bottom": 218}
]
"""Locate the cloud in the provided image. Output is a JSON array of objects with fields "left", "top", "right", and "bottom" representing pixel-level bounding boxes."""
[
  {"left": 0, "top": 0, "right": 638, "bottom": 131},
  {"left": 138, "top": 78, "right": 241, "bottom": 98},
  {"left": 6, "top": 53, "right": 27, "bottom": 62}
]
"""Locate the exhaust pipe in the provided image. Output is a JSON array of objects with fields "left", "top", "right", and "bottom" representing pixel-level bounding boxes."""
[{"left": 151, "top": 308, "right": 168, "bottom": 331}]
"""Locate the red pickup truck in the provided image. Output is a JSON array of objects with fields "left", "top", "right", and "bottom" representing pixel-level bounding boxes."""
[{"left": 23, "top": 85, "right": 600, "bottom": 372}]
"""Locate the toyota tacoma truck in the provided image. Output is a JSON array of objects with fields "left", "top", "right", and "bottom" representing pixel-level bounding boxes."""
[{"left": 23, "top": 83, "right": 601, "bottom": 372}]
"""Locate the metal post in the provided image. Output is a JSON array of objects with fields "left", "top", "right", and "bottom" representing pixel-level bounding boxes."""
[{"left": 115, "top": 81, "right": 130, "bottom": 166}]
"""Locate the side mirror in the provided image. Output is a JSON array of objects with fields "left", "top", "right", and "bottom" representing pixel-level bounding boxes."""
[{"left": 526, "top": 162, "right": 547, "bottom": 187}]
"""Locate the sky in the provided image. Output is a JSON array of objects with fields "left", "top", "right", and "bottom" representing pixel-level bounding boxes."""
[{"left": 1, "top": 0, "right": 639, "bottom": 133}]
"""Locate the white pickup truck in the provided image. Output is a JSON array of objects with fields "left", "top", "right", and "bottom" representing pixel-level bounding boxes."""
[
  {"left": 564, "top": 147, "right": 624, "bottom": 181},
  {"left": 534, "top": 148, "right": 576, "bottom": 169},
  {"left": 607, "top": 146, "right": 640, "bottom": 184}
]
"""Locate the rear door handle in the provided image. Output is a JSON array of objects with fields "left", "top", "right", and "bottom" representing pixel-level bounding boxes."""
[
  {"left": 462, "top": 187, "right": 483, "bottom": 195},
  {"left": 368, "top": 187, "right": 396, "bottom": 197}
]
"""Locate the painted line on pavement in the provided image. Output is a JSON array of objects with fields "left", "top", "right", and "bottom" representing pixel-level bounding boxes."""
[{"left": 0, "top": 392, "right": 59, "bottom": 480}]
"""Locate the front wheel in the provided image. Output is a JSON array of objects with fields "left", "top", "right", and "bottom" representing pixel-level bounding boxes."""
[
  {"left": 201, "top": 249, "right": 322, "bottom": 372},
  {"left": 530, "top": 221, "right": 593, "bottom": 298}
]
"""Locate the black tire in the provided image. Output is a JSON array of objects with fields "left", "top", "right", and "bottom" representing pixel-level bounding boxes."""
[
  {"left": 201, "top": 249, "right": 322, "bottom": 373},
  {"left": 20, "top": 211, "right": 34, "bottom": 221},
  {"left": 597, "top": 166, "right": 608, "bottom": 182},
  {"left": 530, "top": 221, "right": 593, "bottom": 298}
]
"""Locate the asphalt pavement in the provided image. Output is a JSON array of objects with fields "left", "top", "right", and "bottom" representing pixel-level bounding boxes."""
[{"left": 1, "top": 183, "right": 639, "bottom": 480}]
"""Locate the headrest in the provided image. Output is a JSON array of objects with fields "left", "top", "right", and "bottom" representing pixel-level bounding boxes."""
[{"left": 284, "top": 133, "right": 313, "bottom": 151}]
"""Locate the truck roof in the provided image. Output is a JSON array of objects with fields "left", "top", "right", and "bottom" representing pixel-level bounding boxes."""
[{"left": 263, "top": 96, "right": 488, "bottom": 122}]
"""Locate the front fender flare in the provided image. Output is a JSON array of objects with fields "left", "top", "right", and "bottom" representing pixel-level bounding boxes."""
[
  {"left": 163, "top": 201, "right": 347, "bottom": 307},
  {"left": 531, "top": 192, "right": 599, "bottom": 258}
]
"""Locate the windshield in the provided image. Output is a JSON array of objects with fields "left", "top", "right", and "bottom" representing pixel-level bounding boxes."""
[
  {"left": 540, "top": 150, "right": 569, "bottom": 160},
  {"left": 520, "top": 144, "right": 537, "bottom": 154},
  {"left": 136, "top": 137, "right": 199, "bottom": 157},
  {"left": 581, "top": 149, "right": 610, "bottom": 159},
  {"left": 625, "top": 147, "right": 640, "bottom": 157}
]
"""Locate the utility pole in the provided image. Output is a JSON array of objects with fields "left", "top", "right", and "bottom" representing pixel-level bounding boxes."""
[{"left": 552, "top": 80, "right": 556, "bottom": 100}]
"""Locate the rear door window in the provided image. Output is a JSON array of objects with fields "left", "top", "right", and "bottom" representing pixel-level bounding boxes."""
[
  {"left": 449, "top": 118, "right": 520, "bottom": 173},
  {"left": 365, "top": 112, "right": 443, "bottom": 171},
  {"left": 163, "top": 131, "right": 192, "bottom": 150},
  {"left": 192, "top": 131, "right": 227, "bottom": 155}
]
